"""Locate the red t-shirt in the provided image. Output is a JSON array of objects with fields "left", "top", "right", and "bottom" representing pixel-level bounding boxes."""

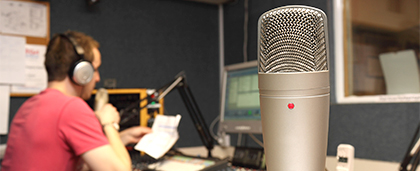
[{"left": 1, "top": 88, "right": 109, "bottom": 171}]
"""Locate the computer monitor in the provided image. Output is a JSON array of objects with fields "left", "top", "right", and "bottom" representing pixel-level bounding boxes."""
[{"left": 219, "top": 60, "right": 262, "bottom": 134}]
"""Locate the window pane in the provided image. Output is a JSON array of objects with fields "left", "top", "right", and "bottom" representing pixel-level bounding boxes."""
[{"left": 346, "top": 0, "right": 420, "bottom": 96}]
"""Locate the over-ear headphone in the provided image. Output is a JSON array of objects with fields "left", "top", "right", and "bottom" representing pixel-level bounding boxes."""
[{"left": 60, "top": 33, "right": 94, "bottom": 85}]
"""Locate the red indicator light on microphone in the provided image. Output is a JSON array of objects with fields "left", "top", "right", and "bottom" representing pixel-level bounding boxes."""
[{"left": 288, "top": 103, "right": 295, "bottom": 109}]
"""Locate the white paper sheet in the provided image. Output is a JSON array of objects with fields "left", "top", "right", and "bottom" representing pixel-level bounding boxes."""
[
  {"left": 0, "top": 1, "right": 48, "bottom": 37},
  {"left": 135, "top": 114, "right": 181, "bottom": 159},
  {"left": 11, "top": 44, "right": 47, "bottom": 94},
  {"left": 0, "top": 85, "right": 10, "bottom": 134},
  {"left": 0, "top": 35, "right": 26, "bottom": 84}
]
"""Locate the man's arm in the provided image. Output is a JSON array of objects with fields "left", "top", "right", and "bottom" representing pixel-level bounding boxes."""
[
  {"left": 102, "top": 123, "right": 131, "bottom": 167},
  {"left": 79, "top": 125, "right": 152, "bottom": 170},
  {"left": 81, "top": 104, "right": 131, "bottom": 171},
  {"left": 119, "top": 126, "right": 152, "bottom": 145},
  {"left": 81, "top": 145, "right": 129, "bottom": 171}
]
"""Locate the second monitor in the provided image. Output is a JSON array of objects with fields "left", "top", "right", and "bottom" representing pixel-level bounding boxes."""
[{"left": 219, "top": 60, "right": 262, "bottom": 134}]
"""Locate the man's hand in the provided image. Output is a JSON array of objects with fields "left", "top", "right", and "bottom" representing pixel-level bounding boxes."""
[
  {"left": 119, "top": 126, "right": 152, "bottom": 145},
  {"left": 95, "top": 103, "right": 120, "bottom": 126}
]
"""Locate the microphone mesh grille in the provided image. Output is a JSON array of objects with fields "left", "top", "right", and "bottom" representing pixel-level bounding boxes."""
[{"left": 258, "top": 6, "right": 328, "bottom": 73}]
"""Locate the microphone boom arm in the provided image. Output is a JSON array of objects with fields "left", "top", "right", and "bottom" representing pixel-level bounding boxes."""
[
  {"left": 157, "top": 73, "right": 214, "bottom": 158},
  {"left": 118, "top": 72, "right": 215, "bottom": 158}
]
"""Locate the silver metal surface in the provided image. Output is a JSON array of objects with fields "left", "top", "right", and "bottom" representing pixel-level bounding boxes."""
[
  {"left": 73, "top": 61, "right": 94, "bottom": 85},
  {"left": 257, "top": 5, "right": 330, "bottom": 171},
  {"left": 258, "top": 5, "right": 329, "bottom": 73}
]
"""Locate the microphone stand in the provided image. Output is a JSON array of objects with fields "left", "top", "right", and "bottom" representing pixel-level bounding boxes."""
[
  {"left": 156, "top": 72, "right": 214, "bottom": 158},
  {"left": 400, "top": 122, "right": 420, "bottom": 171},
  {"left": 119, "top": 72, "right": 214, "bottom": 158}
]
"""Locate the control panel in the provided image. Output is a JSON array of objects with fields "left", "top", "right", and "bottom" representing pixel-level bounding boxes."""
[{"left": 86, "top": 88, "right": 164, "bottom": 129}]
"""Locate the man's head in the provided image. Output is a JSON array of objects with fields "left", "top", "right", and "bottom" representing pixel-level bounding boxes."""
[{"left": 45, "top": 31, "right": 101, "bottom": 99}]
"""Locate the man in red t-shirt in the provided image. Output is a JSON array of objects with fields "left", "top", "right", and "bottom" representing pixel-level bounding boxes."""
[{"left": 1, "top": 31, "right": 151, "bottom": 171}]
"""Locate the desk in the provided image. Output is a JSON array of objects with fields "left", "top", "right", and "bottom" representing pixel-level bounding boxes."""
[{"left": 177, "top": 146, "right": 405, "bottom": 171}]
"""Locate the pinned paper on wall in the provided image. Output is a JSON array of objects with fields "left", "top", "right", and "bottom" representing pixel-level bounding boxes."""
[
  {"left": 0, "top": 0, "right": 48, "bottom": 38},
  {"left": 0, "top": 35, "right": 26, "bottom": 85},
  {"left": 0, "top": 85, "right": 10, "bottom": 134}
]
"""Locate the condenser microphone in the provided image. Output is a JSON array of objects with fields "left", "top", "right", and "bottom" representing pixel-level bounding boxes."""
[
  {"left": 258, "top": 5, "right": 330, "bottom": 171},
  {"left": 94, "top": 88, "right": 109, "bottom": 112}
]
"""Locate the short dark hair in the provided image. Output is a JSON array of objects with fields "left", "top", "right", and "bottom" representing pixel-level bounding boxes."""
[{"left": 45, "top": 30, "right": 100, "bottom": 82}]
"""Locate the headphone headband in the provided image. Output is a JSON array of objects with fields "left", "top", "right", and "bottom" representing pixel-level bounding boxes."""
[{"left": 60, "top": 33, "right": 85, "bottom": 58}]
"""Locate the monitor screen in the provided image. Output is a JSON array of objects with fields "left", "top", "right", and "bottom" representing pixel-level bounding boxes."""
[{"left": 219, "top": 60, "right": 262, "bottom": 134}]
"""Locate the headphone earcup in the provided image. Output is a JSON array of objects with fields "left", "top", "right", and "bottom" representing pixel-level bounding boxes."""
[{"left": 70, "top": 60, "right": 94, "bottom": 85}]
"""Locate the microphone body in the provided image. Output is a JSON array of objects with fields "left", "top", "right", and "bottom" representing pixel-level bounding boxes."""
[
  {"left": 258, "top": 5, "right": 330, "bottom": 171},
  {"left": 94, "top": 88, "right": 109, "bottom": 112}
]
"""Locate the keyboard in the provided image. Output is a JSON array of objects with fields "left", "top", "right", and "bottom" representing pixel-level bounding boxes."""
[
  {"left": 128, "top": 148, "right": 266, "bottom": 171},
  {"left": 202, "top": 159, "right": 266, "bottom": 171},
  {"left": 216, "top": 167, "right": 266, "bottom": 171}
]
